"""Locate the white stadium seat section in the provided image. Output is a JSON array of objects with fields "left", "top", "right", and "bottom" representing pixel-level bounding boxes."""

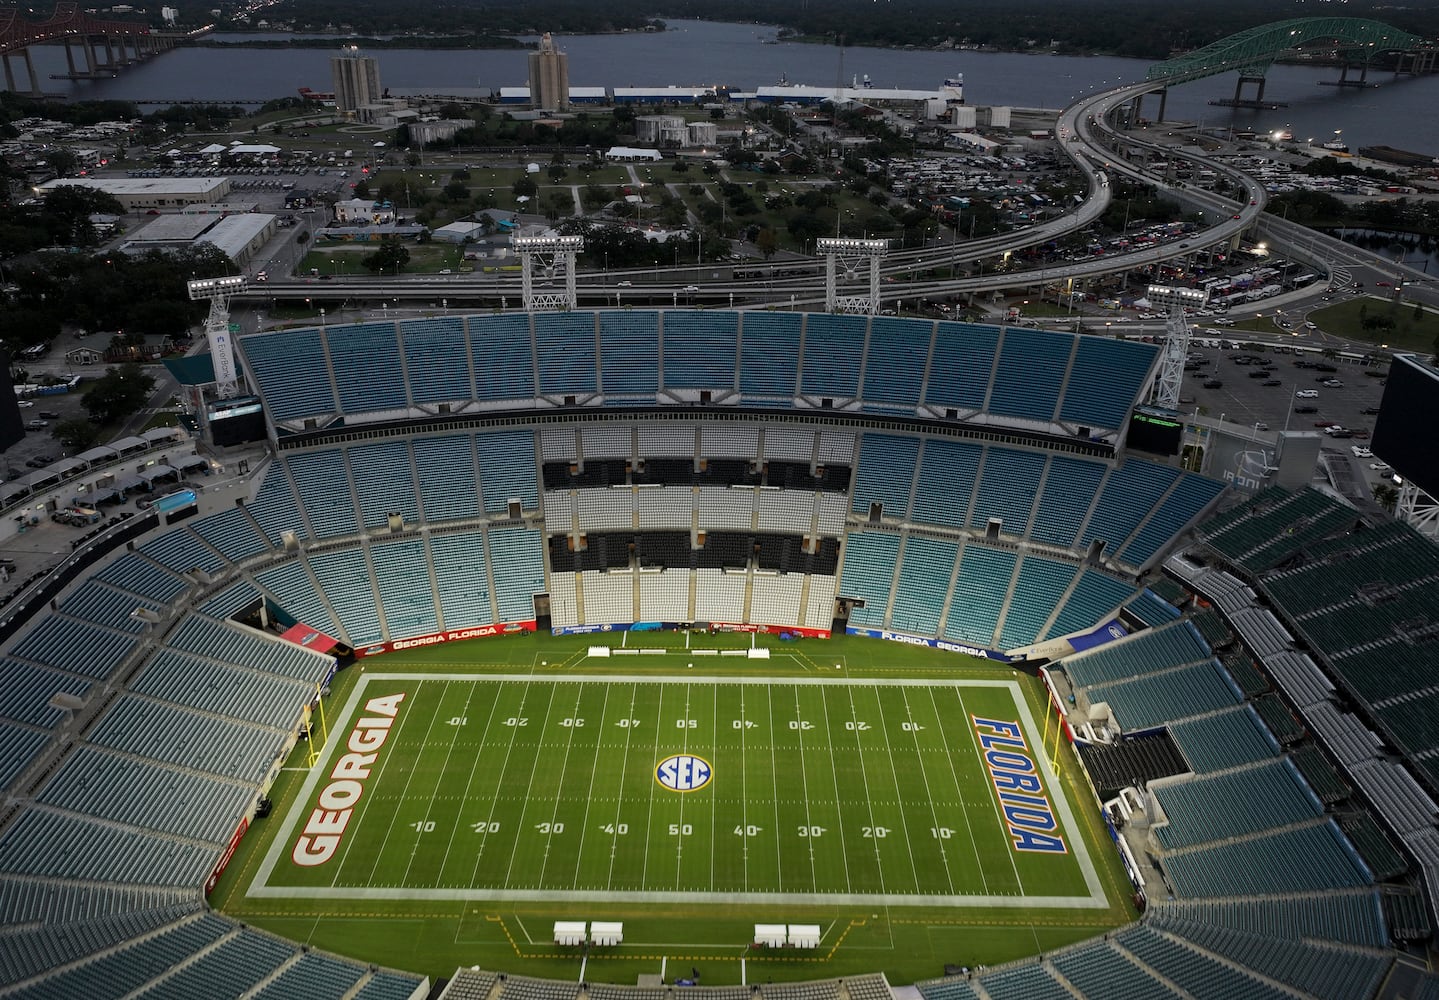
[
  {"left": 638, "top": 424, "right": 697, "bottom": 458},
  {"left": 640, "top": 571, "right": 690, "bottom": 621},
  {"left": 758, "top": 491, "right": 816, "bottom": 533},
  {"left": 582, "top": 425, "right": 632, "bottom": 460},
  {"left": 581, "top": 572, "right": 634, "bottom": 625},
  {"left": 697, "top": 486, "right": 755, "bottom": 530},
  {"left": 817, "top": 431, "right": 856, "bottom": 464},
  {"left": 578, "top": 487, "right": 636, "bottom": 531},
  {"left": 541, "top": 427, "right": 579, "bottom": 461},
  {"left": 761, "top": 426, "right": 814, "bottom": 462},
  {"left": 548, "top": 572, "right": 579, "bottom": 628},
  {"left": 636, "top": 488, "right": 694, "bottom": 530},
  {"left": 694, "top": 569, "right": 746, "bottom": 623},
  {"left": 543, "top": 490, "right": 576, "bottom": 533},
  {"left": 750, "top": 573, "right": 804, "bottom": 626},
  {"left": 805, "top": 575, "right": 838, "bottom": 628},
  {"left": 699, "top": 423, "right": 759, "bottom": 459}
]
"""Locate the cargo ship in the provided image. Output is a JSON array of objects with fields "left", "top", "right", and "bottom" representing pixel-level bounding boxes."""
[{"left": 297, "top": 86, "right": 336, "bottom": 105}]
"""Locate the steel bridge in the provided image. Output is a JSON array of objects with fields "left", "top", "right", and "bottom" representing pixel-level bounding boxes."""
[
  {"left": 1136, "top": 17, "right": 1434, "bottom": 117},
  {"left": 0, "top": 2, "right": 172, "bottom": 95}
]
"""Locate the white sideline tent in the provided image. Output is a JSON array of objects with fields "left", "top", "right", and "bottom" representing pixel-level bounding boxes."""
[
  {"left": 590, "top": 921, "right": 623, "bottom": 946},
  {"left": 554, "top": 921, "right": 587, "bottom": 946},
  {"left": 754, "top": 924, "right": 787, "bottom": 948},
  {"left": 788, "top": 925, "right": 821, "bottom": 949}
]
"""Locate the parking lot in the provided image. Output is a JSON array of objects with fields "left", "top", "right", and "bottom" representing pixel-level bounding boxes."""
[{"left": 1179, "top": 342, "right": 1395, "bottom": 487}]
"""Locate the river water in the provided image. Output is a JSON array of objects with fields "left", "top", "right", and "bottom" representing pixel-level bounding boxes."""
[{"left": 30, "top": 19, "right": 1439, "bottom": 154}]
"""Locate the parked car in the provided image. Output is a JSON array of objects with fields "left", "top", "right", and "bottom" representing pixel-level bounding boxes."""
[
  {"left": 1296, "top": 390, "right": 1319, "bottom": 398},
  {"left": 1203, "top": 379, "right": 1223, "bottom": 389},
  {"left": 1361, "top": 407, "right": 1381, "bottom": 415},
  {"left": 1323, "top": 379, "right": 1344, "bottom": 388},
  {"left": 1263, "top": 379, "right": 1282, "bottom": 386},
  {"left": 1294, "top": 405, "right": 1318, "bottom": 413}
]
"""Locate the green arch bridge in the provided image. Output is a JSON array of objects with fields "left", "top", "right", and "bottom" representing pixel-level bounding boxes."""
[{"left": 1136, "top": 17, "right": 1434, "bottom": 115}]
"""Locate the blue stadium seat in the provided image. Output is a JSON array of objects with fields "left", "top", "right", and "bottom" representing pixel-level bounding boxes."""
[
  {"left": 999, "top": 556, "right": 1078, "bottom": 648},
  {"left": 839, "top": 531, "right": 901, "bottom": 627},
  {"left": 800, "top": 314, "right": 866, "bottom": 398},
  {"left": 328, "top": 322, "right": 407, "bottom": 413},
  {"left": 925, "top": 321, "right": 999, "bottom": 412},
  {"left": 429, "top": 532, "right": 494, "bottom": 627},
  {"left": 663, "top": 311, "right": 739, "bottom": 390},
  {"left": 851, "top": 433, "right": 920, "bottom": 517},
  {"left": 307, "top": 548, "right": 383, "bottom": 647},
  {"left": 737, "top": 313, "right": 801, "bottom": 400},
  {"left": 487, "top": 526, "right": 546, "bottom": 623},
  {"left": 890, "top": 535, "right": 959, "bottom": 635},
  {"left": 346, "top": 438, "right": 420, "bottom": 528},
  {"left": 477, "top": 430, "right": 539, "bottom": 513},
  {"left": 1030, "top": 455, "right": 1106, "bottom": 548},
  {"left": 911, "top": 438, "right": 982, "bottom": 528},
  {"left": 1082, "top": 460, "right": 1182, "bottom": 558},
  {"left": 472, "top": 313, "right": 539, "bottom": 401},
  {"left": 238, "top": 327, "right": 336, "bottom": 423},
  {"left": 372, "top": 537, "right": 441, "bottom": 640},
  {"left": 969, "top": 446, "right": 1045, "bottom": 535},
  {"left": 286, "top": 450, "right": 359, "bottom": 538},
  {"left": 1060, "top": 336, "right": 1158, "bottom": 429},
  {"left": 1046, "top": 570, "right": 1137, "bottom": 640},
  {"left": 400, "top": 316, "right": 471, "bottom": 403},
  {"left": 413, "top": 434, "right": 481, "bottom": 521},
  {"left": 600, "top": 311, "right": 661, "bottom": 398},
  {"left": 944, "top": 544, "right": 1017, "bottom": 647},
  {"left": 535, "top": 313, "right": 598, "bottom": 395},
  {"left": 988, "top": 327, "right": 1073, "bottom": 423},
  {"left": 862, "top": 316, "right": 929, "bottom": 410}
]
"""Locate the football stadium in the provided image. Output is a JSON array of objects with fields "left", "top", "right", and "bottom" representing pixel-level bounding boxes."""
[{"left": 2, "top": 308, "right": 1438, "bottom": 999}]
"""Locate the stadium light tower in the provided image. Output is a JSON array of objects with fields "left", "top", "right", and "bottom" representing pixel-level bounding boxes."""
[
  {"left": 187, "top": 275, "right": 248, "bottom": 399},
  {"left": 514, "top": 234, "right": 583, "bottom": 311},
  {"left": 817, "top": 237, "right": 889, "bottom": 315},
  {"left": 1145, "top": 284, "right": 1207, "bottom": 410}
]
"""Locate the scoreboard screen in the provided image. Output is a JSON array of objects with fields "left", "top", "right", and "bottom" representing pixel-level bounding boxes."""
[
  {"left": 207, "top": 395, "right": 267, "bottom": 447},
  {"left": 1127, "top": 407, "right": 1184, "bottom": 456}
]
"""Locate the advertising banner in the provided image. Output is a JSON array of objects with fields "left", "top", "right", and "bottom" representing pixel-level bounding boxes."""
[
  {"left": 357, "top": 620, "right": 536, "bottom": 657},
  {"left": 205, "top": 817, "right": 250, "bottom": 894},
  {"left": 846, "top": 626, "right": 1014, "bottom": 662}
]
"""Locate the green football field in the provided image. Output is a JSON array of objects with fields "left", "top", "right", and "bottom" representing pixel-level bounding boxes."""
[{"left": 219, "top": 632, "right": 1135, "bottom": 983}]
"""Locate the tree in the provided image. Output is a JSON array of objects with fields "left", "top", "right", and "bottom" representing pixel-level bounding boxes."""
[
  {"left": 1372, "top": 483, "right": 1399, "bottom": 513},
  {"left": 547, "top": 162, "right": 568, "bottom": 183},
  {"left": 82, "top": 363, "right": 155, "bottom": 426},
  {"left": 52, "top": 417, "right": 98, "bottom": 450},
  {"left": 513, "top": 175, "right": 538, "bottom": 199},
  {"left": 755, "top": 227, "right": 778, "bottom": 259},
  {"left": 363, "top": 240, "right": 410, "bottom": 275}
]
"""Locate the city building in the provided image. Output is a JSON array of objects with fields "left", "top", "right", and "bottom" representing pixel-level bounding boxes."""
[
  {"left": 331, "top": 46, "right": 382, "bottom": 117},
  {"left": 528, "top": 33, "right": 569, "bottom": 111},
  {"left": 34, "top": 176, "right": 231, "bottom": 212}
]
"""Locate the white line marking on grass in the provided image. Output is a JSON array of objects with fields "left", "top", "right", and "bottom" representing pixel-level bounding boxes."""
[
  {"left": 360, "top": 680, "right": 451, "bottom": 889},
  {"left": 568, "top": 683, "right": 610, "bottom": 890},
  {"left": 737, "top": 685, "right": 749, "bottom": 891},
  {"left": 638, "top": 683, "right": 664, "bottom": 890},
  {"left": 709, "top": 682, "right": 718, "bottom": 893},
  {"left": 674, "top": 683, "right": 692, "bottom": 890},
  {"left": 816, "top": 685, "right": 853, "bottom": 893},
  {"left": 765, "top": 686, "right": 783, "bottom": 893},
  {"left": 433, "top": 677, "right": 504, "bottom": 887},
  {"left": 844, "top": 685, "right": 886, "bottom": 893},
  {"left": 925, "top": 686, "right": 988, "bottom": 893},
  {"left": 501, "top": 682, "right": 561, "bottom": 889},
  {"left": 400, "top": 681, "right": 476, "bottom": 886},
  {"left": 536, "top": 683, "right": 590, "bottom": 887},
  {"left": 602, "top": 683, "right": 639, "bottom": 891},
  {"left": 790, "top": 686, "right": 819, "bottom": 890},
  {"left": 895, "top": 687, "right": 954, "bottom": 894},
  {"left": 871, "top": 687, "right": 923, "bottom": 892},
  {"left": 465, "top": 678, "right": 535, "bottom": 885}
]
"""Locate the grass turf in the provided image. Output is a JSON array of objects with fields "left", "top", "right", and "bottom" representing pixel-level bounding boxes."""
[{"left": 212, "top": 632, "right": 1136, "bottom": 984}]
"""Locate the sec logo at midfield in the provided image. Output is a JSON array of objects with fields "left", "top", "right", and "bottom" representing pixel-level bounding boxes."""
[{"left": 655, "top": 754, "right": 712, "bottom": 792}]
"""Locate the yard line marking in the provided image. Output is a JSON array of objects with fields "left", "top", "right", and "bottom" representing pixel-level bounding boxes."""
[
  {"left": 869, "top": 686, "right": 923, "bottom": 891},
  {"left": 537, "top": 682, "right": 593, "bottom": 887},
  {"left": 765, "top": 685, "right": 783, "bottom": 893},
  {"left": 709, "top": 681, "right": 718, "bottom": 894},
  {"left": 843, "top": 685, "right": 887, "bottom": 893},
  {"left": 816, "top": 684, "right": 854, "bottom": 893},
  {"left": 602, "top": 683, "right": 639, "bottom": 891},
  {"left": 432, "top": 679, "right": 503, "bottom": 886},
  {"left": 925, "top": 686, "right": 989, "bottom": 892},
  {"left": 790, "top": 686, "right": 819, "bottom": 890},
  {"left": 360, "top": 680, "right": 451, "bottom": 889},
  {"left": 501, "top": 682, "right": 562, "bottom": 889},
  {"left": 737, "top": 685, "right": 750, "bottom": 892},
  {"left": 400, "top": 681, "right": 476, "bottom": 887},
  {"left": 898, "top": 687, "right": 956, "bottom": 894},
  {"left": 638, "top": 683, "right": 664, "bottom": 890},
  {"left": 674, "top": 682, "right": 692, "bottom": 890},
  {"left": 465, "top": 678, "right": 537, "bottom": 888},
  {"left": 954, "top": 687, "right": 1025, "bottom": 894}
]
